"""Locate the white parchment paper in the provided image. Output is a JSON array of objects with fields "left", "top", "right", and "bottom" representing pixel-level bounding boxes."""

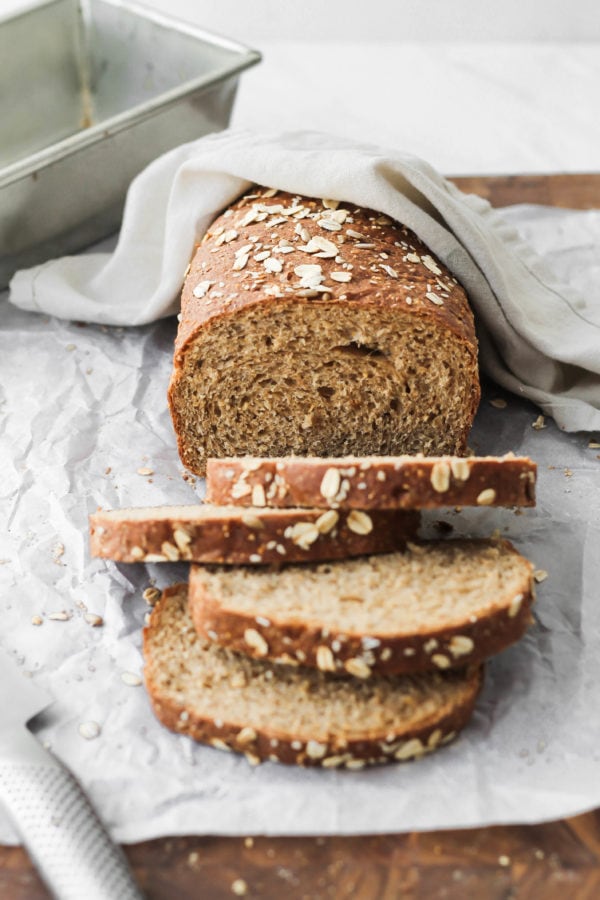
[{"left": 0, "top": 203, "right": 599, "bottom": 843}]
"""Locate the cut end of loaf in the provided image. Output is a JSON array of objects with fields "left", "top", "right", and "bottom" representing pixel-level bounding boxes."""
[
  {"left": 143, "top": 584, "right": 483, "bottom": 767},
  {"left": 168, "top": 187, "right": 480, "bottom": 476},
  {"left": 170, "top": 302, "right": 479, "bottom": 476}
]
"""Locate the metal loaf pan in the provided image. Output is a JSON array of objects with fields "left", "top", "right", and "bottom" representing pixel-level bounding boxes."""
[{"left": 0, "top": 0, "right": 261, "bottom": 287}]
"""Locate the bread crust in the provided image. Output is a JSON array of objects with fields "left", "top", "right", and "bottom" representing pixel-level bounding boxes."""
[
  {"left": 168, "top": 187, "right": 481, "bottom": 475},
  {"left": 172, "top": 191, "right": 478, "bottom": 357},
  {"left": 143, "top": 585, "right": 483, "bottom": 768},
  {"left": 206, "top": 454, "right": 537, "bottom": 510},
  {"left": 188, "top": 541, "right": 535, "bottom": 676},
  {"left": 89, "top": 505, "right": 420, "bottom": 565}
]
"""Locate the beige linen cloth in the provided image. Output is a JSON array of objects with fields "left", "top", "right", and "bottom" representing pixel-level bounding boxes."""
[{"left": 9, "top": 129, "right": 600, "bottom": 432}]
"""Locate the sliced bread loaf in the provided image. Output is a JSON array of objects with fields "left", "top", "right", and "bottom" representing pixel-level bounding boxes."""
[
  {"left": 89, "top": 504, "right": 419, "bottom": 565},
  {"left": 168, "top": 187, "right": 481, "bottom": 476},
  {"left": 188, "top": 539, "right": 534, "bottom": 675},
  {"left": 205, "top": 454, "right": 536, "bottom": 509},
  {"left": 143, "top": 584, "right": 483, "bottom": 767}
]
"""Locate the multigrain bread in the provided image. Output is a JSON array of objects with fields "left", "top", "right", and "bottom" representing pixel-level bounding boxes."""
[
  {"left": 168, "top": 187, "right": 481, "bottom": 476},
  {"left": 143, "top": 584, "right": 483, "bottom": 767},
  {"left": 89, "top": 504, "right": 419, "bottom": 565},
  {"left": 206, "top": 454, "right": 536, "bottom": 510},
  {"left": 188, "top": 540, "right": 535, "bottom": 676}
]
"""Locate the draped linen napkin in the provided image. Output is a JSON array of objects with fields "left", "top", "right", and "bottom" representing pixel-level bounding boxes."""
[{"left": 9, "top": 128, "right": 600, "bottom": 432}]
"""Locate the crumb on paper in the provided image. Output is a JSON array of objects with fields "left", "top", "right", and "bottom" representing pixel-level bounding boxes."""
[
  {"left": 121, "top": 671, "right": 143, "bottom": 686},
  {"left": 137, "top": 467, "right": 154, "bottom": 476},
  {"left": 143, "top": 586, "right": 161, "bottom": 606},
  {"left": 52, "top": 542, "right": 65, "bottom": 564},
  {"left": 79, "top": 721, "right": 101, "bottom": 740},
  {"left": 532, "top": 415, "right": 546, "bottom": 430},
  {"left": 490, "top": 398, "right": 507, "bottom": 409}
]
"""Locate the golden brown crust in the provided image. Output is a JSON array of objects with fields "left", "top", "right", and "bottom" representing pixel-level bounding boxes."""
[
  {"left": 146, "top": 683, "right": 481, "bottom": 767},
  {"left": 190, "top": 575, "right": 533, "bottom": 676},
  {"left": 188, "top": 541, "right": 535, "bottom": 676},
  {"left": 173, "top": 190, "right": 477, "bottom": 358},
  {"left": 205, "top": 454, "right": 537, "bottom": 510},
  {"left": 89, "top": 505, "right": 420, "bottom": 565},
  {"left": 143, "top": 585, "right": 483, "bottom": 768}
]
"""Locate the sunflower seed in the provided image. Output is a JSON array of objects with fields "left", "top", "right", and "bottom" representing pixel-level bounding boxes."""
[
  {"left": 421, "top": 255, "right": 442, "bottom": 275},
  {"left": 121, "top": 671, "right": 142, "bottom": 686},
  {"left": 330, "top": 271, "right": 352, "bottom": 283},
  {"left": 79, "top": 721, "right": 101, "bottom": 740},
  {"left": 244, "top": 628, "right": 269, "bottom": 656},
  {"left": 320, "top": 467, "right": 341, "bottom": 499},
  {"left": 192, "top": 281, "right": 214, "bottom": 299},
  {"left": 346, "top": 510, "right": 373, "bottom": 535},
  {"left": 264, "top": 257, "right": 283, "bottom": 273}
]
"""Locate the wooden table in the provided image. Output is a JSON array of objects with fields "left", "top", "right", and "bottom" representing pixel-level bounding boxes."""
[{"left": 2, "top": 173, "right": 599, "bottom": 899}]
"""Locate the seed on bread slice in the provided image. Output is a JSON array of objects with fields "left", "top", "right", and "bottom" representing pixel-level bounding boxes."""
[
  {"left": 205, "top": 454, "right": 536, "bottom": 510},
  {"left": 188, "top": 539, "right": 534, "bottom": 675},
  {"left": 143, "top": 584, "right": 483, "bottom": 767},
  {"left": 89, "top": 504, "right": 419, "bottom": 565}
]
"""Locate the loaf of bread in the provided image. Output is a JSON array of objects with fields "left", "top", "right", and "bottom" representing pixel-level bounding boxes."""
[
  {"left": 188, "top": 539, "right": 534, "bottom": 676},
  {"left": 89, "top": 504, "right": 419, "bottom": 565},
  {"left": 143, "top": 584, "right": 483, "bottom": 767},
  {"left": 168, "top": 187, "right": 481, "bottom": 475},
  {"left": 205, "top": 454, "right": 536, "bottom": 510}
]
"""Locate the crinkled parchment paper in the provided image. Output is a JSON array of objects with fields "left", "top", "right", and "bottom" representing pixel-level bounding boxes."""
[{"left": 1, "top": 205, "right": 599, "bottom": 842}]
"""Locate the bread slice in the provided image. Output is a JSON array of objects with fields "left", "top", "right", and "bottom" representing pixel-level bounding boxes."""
[
  {"left": 143, "top": 584, "right": 483, "bottom": 767},
  {"left": 168, "top": 188, "right": 481, "bottom": 476},
  {"left": 188, "top": 540, "right": 534, "bottom": 675},
  {"left": 206, "top": 454, "right": 536, "bottom": 510},
  {"left": 89, "top": 504, "right": 419, "bottom": 565}
]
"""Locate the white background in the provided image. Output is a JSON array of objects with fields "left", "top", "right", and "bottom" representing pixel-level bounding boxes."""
[
  {"left": 96, "top": 0, "right": 600, "bottom": 42},
  {"left": 153, "top": 0, "right": 600, "bottom": 42},
  {"left": 4, "top": 0, "right": 600, "bottom": 174},
  {"left": 4, "top": 0, "right": 600, "bottom": 41}
]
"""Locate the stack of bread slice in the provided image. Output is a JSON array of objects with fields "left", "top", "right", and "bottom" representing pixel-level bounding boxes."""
[{"left": 90, "top": 453, "right": 537, "bottom": 769}]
